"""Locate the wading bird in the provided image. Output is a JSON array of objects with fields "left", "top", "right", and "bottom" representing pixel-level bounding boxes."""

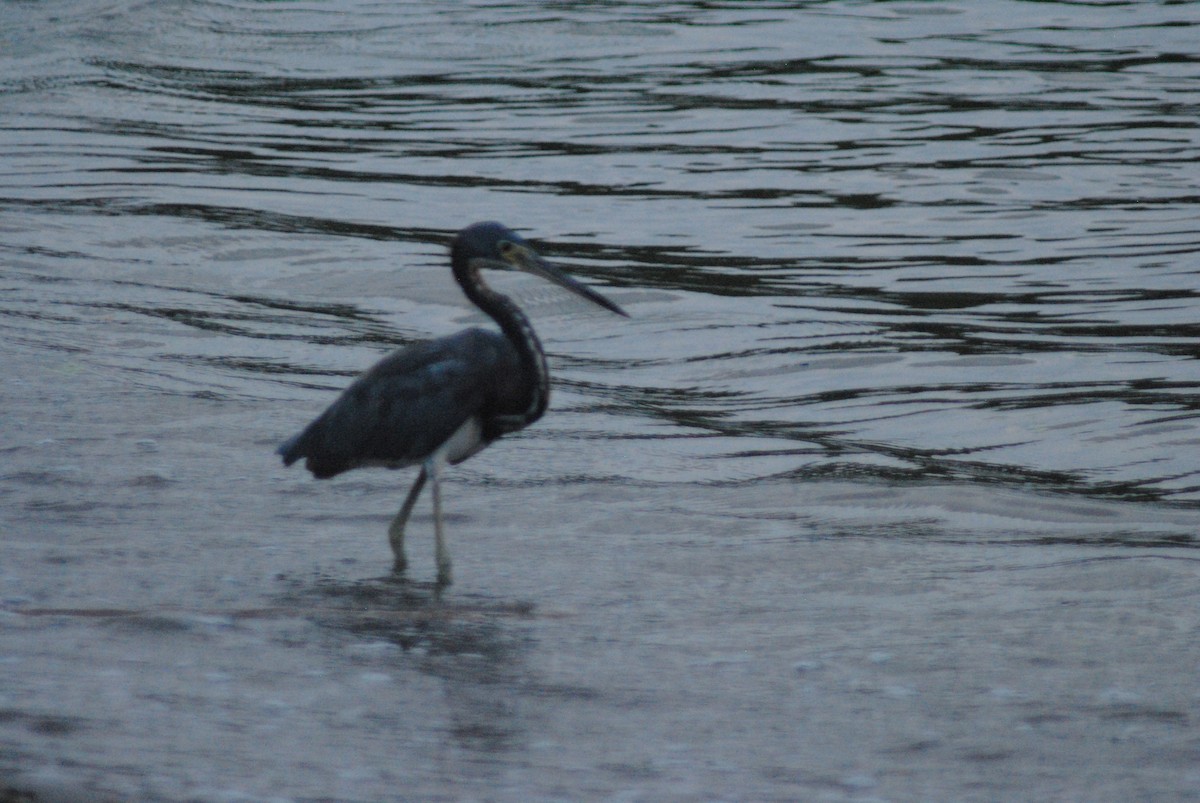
[{"left": 277, "top": 222, "right": 627, "bottom": 585}]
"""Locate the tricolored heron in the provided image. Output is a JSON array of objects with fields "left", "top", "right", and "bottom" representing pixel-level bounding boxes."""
[{"left": 277, "top": 221, "right": 627, "bottom": 585}]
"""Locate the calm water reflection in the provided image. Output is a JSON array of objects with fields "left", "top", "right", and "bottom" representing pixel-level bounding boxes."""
[
  {"left": 4, "top": 0, "right": 1197, "bottom": 507},
  {"left": 3, "top": 0, "right": 1200, "bottom": 798}
]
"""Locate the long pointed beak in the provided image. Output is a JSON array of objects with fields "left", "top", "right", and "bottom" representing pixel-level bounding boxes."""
[{"left": 514, "top": 248, "right": 629, "bottom": 318}]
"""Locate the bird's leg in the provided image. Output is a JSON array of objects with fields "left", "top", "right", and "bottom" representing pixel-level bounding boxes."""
[
  {"left": 426, "top": 455, "right": 452, "bottom": 587},
  {"left": 388, "top": 468, "right": 427, "bottom": 575}
]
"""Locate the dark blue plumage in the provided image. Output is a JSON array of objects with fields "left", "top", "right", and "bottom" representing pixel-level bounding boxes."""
[
  {"left": 277, "top": 221, "right": 626, "bottom": 585},
  {"left": 278, "top": 329, "right": 524, "bottom": 479}
]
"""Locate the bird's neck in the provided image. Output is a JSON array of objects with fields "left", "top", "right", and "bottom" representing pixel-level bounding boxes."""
[{"left": 470, "top": 285, "right": 550, "bottom": 426}]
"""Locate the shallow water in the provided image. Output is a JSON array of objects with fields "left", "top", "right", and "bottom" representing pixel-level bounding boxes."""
[{"left": 3, "top": 1, "right": 1200, "bottom": 800}]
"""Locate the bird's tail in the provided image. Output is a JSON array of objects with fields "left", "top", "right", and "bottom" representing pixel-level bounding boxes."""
[
  {"left": 277, "top": 428, "right": 347, "bottom": 479},
  {"left": 276, "top": 432, "right": 306, "bottom": 467}
]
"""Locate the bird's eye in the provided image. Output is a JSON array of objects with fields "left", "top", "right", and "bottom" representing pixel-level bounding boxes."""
[{"left": 498, "top": 240, "right": 515, "bottom": 256}]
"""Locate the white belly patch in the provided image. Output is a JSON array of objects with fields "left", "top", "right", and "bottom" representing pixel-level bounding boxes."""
[{"left": 439, "top": 416, "right": 485, "bottom": 465}]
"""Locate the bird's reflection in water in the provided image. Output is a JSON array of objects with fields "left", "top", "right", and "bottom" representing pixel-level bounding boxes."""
[{"left": 276, "top": 572, "right": 540, "bottom": 753}]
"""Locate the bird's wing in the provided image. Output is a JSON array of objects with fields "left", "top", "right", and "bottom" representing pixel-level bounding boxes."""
[{"left": 280, "top": 329, "right": 523, "bottom": 478}]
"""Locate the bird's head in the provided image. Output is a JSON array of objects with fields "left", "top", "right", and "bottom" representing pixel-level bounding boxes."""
[{"left": 451, "top": 221, "right": 628, "bottom": 317}]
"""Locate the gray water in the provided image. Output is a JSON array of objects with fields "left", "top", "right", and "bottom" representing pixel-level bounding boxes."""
[{"left": 3, "top": 1, "right": 1200, "bottom": 800}]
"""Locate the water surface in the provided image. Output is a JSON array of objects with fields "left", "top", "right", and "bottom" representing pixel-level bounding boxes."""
[{"left": 2, "top": 1, "right": 1199, "bottom": 800}]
